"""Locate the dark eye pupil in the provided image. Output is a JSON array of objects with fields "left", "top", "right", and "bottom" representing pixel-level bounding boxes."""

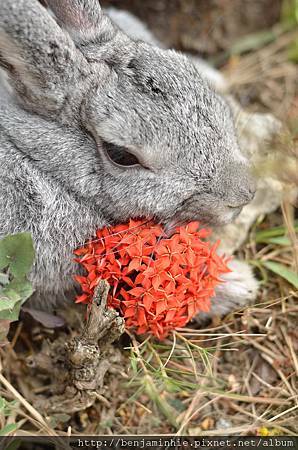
[{"left": 104, "top": 141, "right": 140, "bottom": 167}]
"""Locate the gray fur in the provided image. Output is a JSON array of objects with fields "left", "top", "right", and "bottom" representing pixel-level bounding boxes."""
[
  {"left": 106, "top": 7, "right": 162, "bottom": 48},
  {"left": 0, "top": 0, "right": 255, "bottom": 310},
  {"left": 198, "top": 260, "right": 259, "bottom": 323},
  {"left": 106, "top": 7, "right": 227, "bottom": 92}
]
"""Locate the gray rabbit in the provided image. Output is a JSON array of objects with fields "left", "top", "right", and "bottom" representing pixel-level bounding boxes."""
[{"left": 0, "top": 0, "right": 257, "bottom": 314}]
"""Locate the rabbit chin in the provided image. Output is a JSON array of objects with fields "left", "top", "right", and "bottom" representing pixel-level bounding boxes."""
[{"left": 162, "top": 207, "right": 242, "bottom": 233}]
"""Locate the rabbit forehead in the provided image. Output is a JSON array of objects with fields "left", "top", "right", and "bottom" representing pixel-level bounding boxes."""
[{"left": 88, "top": 46, "right": 237, "bottom": 168}]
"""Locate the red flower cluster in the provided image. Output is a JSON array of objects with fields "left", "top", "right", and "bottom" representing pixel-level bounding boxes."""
[{"left": 74, "top": 220, "right": 230, "bottom": 339}]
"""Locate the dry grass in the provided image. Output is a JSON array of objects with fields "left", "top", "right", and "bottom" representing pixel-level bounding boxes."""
[
  {"left": 0, "top": 13, "right": 297, "bottom": 438},
  {"left": 1, "top": 255, "right": 297, "bottom": 436}
]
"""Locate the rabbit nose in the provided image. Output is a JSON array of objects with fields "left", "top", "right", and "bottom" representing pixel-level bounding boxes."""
[
  {"left": 242, "top": 163, "right": 257, "bottom": 197},
  {"left": 225, "top": 171, "right": 256, "bottom": 209},
  {"left": 228, "top": 181, "right": 256, "bottom": 208}
]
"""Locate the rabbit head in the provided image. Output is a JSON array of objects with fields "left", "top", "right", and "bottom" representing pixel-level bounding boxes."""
[{"left": 0, "top": 0, "right": 256, "bottom": 229}]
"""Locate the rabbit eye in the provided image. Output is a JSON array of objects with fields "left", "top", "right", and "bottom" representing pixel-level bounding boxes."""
[{"left": 104, "top": 141, "right": 145, "bottom": 168}]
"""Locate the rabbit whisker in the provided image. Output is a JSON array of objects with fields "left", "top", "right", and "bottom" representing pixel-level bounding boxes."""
[{"left": 75, "top": 219, "right": 152, "bottom": 250}]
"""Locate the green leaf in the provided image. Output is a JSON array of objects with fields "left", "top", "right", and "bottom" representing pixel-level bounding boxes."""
[
  {"left": 255, "top": 221, "right": 298, "bottom": 242},
  {"left": 0, "top": 299, "right": 23, "bottom": 322},
  {"left": 0, "top": 396, "right": 5, "bottom": 411},
  {"left": 288, "top": 39, "right": 298, "bottom": 62},
  {"left": 0, "top": 293, "right": 21, "bottom": 311},
  {"left": 0, "top": 272, "right": 34, "bottom": 323},
  {"left": 0, "top": 423, "right": 18, "bottom": 436},
  {"left": 281, "top": 0, "right": 298, "bottom": 26},
  {"left": 167, "top": 397, "right": 186, "bottom": 413},
  {"left": 0, "top": 397, "right": 18, "bottom": 416},
  {"left": 257, "top": 236, "right": 292, "bottom": 246},
  {"left": 262, "top": 261, "right": 298, "bottom": 289},
  {"left": 7, "top": 279, "right": 34, "bottom": 302},
  {"left": 0, "top": 233, "right": 35, "bottom": 279},
  {"left": 230, "top": 30, "right": 277, "bottom": 55}
]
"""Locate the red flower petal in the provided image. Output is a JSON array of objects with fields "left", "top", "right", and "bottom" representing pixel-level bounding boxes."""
[
  {"left": 74, "top": 219, "right": 231, "bottom": 339},
  {"left": 124, "top": 306, "right": 136, "bottom": 318},
  {"left": 155, "top": 300, "right": 167, "bottom": 316},
  {"left": 152, "top": 275, "right": 161, "bottom": 291},
  {"left": 143, "top": 293, "right": 154, "bottom": 312},
  {"left": 137, "top": 307, "right": 147, "bottom": 326},
  {"left": 128, "top": 258, "right": 141, "bottom": 272},
  {"left": 128, "top": 287, "right": 145, "bottom": 297},
  {"left": 164, "top": 309, "right": 177, "bottom": 323},
  {"left": 185, "top": 221, "right": 199, "bottom": 233},
  {"left": 75, "top": 294, "right": 89, "bottom": 303}
]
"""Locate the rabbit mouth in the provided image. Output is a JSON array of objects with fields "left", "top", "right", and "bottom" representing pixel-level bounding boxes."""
[
  {"left": 162, "top": 204, "right": 244, "bottom": 232},
  {"left": 162, "top": 219, "right": 189, "bottom": 237}
]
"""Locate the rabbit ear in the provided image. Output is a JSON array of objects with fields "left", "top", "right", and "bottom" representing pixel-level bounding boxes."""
[
  {"left": 0, "top": 0, "right": 88, "bottom": 114},
  {"left": 46, "top": 0, "right": 117, "bottom": 47}
]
